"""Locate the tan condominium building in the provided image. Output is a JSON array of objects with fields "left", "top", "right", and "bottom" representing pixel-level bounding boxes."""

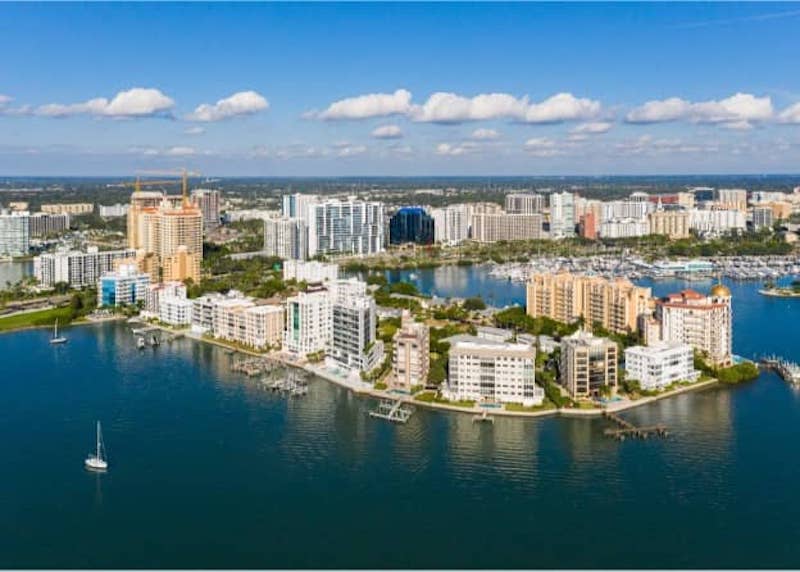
[
  {"left": 135, "top": 196, "right": 203, "bottom": 283},
  {"left": 716, "top": 188, "right": 748, "bottom": 212},
  {"left": 41, "top": 203, "right": 94, "bottom": 215},
  {"left": 648, "top": 209, "right": 691, "bottom": 239},
  {"left": 392, "top": 310, "right": 430, "bottom": 390},
  {"left": 213, "top": 300, "right": 284, "bottom": 351},
  {"left": 470, "top": 213, "right": 544, "bottom": 243},
  {"left": 655, "top": 284, "right": 733, "bottom": 366},
  {"left": 559, "top": 329, "right": 618, "bottom": 399},
  {"left": 526, "top": 272, "right": 651, "bottom": 335}
]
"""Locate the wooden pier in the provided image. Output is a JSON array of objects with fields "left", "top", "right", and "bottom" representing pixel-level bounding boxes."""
[
  {"left": 472, "top": 410, "right": 495, "bottom": 424},
  {"left": 231, "top": 358, "right": 279, "bottom": 377},
  {"left": 369, "top": 399, "right": 414, "bottom": 424},
  {"left": 603, "top": 411, "right": 669, "bottom": 441}
]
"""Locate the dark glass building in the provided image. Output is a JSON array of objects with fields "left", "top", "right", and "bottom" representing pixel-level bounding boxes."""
[{"left": 389, "top": 206, "right": 434, "bottom": 245}]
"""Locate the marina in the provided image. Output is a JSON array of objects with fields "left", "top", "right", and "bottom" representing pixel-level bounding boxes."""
[
  {"left": 760, "top": 356, "right": 800, "bottom": 384},
  {"left": 369, "top": 398, "right": 414, "bottom": 423}
]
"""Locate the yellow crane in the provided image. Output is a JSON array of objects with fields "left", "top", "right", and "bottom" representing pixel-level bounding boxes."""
[{"left": 127, "top": 169, "right": 201, "bottom": 203}]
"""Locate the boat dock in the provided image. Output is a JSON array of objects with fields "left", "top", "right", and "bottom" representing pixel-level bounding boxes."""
[
  {"left": 369, "top": 399, "right": 414, "bottom": 424},
  {"left": 231, "top": 358, "right": 280, "bottom": 377},
  {"left": 472, "top": 410, "right": 495, "bottom": 424},
  {"left": 760, "top": 356, "right": 800, "bottom": 384},
  {"left": 262, "top": 370, "right": 309, "bottom": 397},
  {"left": 603, "top": 411, "right": 669, "bottom": 441}
]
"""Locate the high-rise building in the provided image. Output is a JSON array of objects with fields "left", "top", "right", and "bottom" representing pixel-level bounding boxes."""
[
  {"left": 281, "top": 193, "right": 319, "bottom": 220},
  {"left": 306, "top": 199, "right": 384, "bottom": 258},
  {"left": 97, "top": 264, "right": 150, "bottom": 307},
  {"left": 648, "top": 209, "right": 691, "bottom": 239},
  {"left": 133, "top": 193, "right": 203, "bottom": 282},
  {"left": 578, "top": 212, "right": 597, "bottom": 240},
  {"left": 28, "top": 212, "right": 70, "bottom": 237},
  {"left": 392, "top": 310, "right": 430, "bottom": 390},
  {"left": 505, "top": 192, "right": 546, "bottom": 214},
  {"left": 689, "top": 209, "right": 746, "bottom": 236},
  {"left": 0, "top": 210, "right": 30, "bottom": 256},
  {"left": 526, "top": 272, "right": 651, "bottom": 335},
  {"left": 751, "top": 206, "right": 774, "bottom": 231},
  {"left": 598, "top": 219, "right": 649, "bottom": 239},
  {"left": 284, "top": 286, "right": 332, "bottom": 357},
  {"left": 548, "top": 192, "right": 575, "bottom": 238},
  {"left": 34, "top": 247, "right": 136, "bottom": 288},
  {"left": 431, "top": 204, "right": 470, "bottom": 245},
  {"left": 98, "top": 204, "right": 129, "bottom": 218},
  {"left": 389, "top": 207, "right": 434, "bottom": 245},
  {"left": 655, "top": 285, "right": 733, "bottom": 366},
  {"left": 264, "top": 217, "right": 307, "bottom": 260},
  {"left": 716, "top": 188, "right": 748, "bottom": 212},
  {"left": 328, "top": 278, "right": 384, "bottom": 371},
  {"left": 624, "top": 342, "right": 699, "bottom": 391},
  {"left": 444, "top": 336, "right": 543, "bottom": 406},
  {"left": 560, "top": 330, "right": 618, "bottom": 399},
  {"left": 191, "top": 189, "right": 221, "bottom": 230},
  {"left": 470, "top": 213, "right": 544, "bottom": 242},
  {"left": 41, "top": 203, "right": 93, "bottom": 215}
]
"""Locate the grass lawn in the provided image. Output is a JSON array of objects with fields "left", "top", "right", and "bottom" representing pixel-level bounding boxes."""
[
  {"left": 0, "top": 306, "right": 75, "bottom": 333},
  {"left": 505, "top": 402, "right": 557, "bottom": 413}
]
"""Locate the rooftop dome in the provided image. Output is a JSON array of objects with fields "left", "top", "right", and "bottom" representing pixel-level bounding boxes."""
[{"left": 710, "top": 283, "right": 731, "bottom": 297}]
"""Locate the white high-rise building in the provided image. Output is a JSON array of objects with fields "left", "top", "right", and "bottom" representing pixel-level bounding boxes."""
[
  {"left": 431, "top": 204, "right": 470, "bottom": 245},
  {"left": 28, "top": 212, "right": 70, "bottom": 237},
  {"left": 306, "top": 199, "right": 384, "bottom": 258},
  {"left": 284, "top": 287, "right": 332, "bottom": 357},
  {"left": 281, "top": 193, "right": 319, "bottom": 221},
  {"left": 624, "top": 342, "right": 699, "bottom": 391},
  {"left": 444, "top": 336, "right": 543, "bottom": 406},
  {"left": 548, "top": 192, "right": 575, "bottom": 239},
  {"left": 97, "top": 264, "right": 150, "bottom": 307},
  {"left": 655, "top": 285, "right": 733, "bottom": 366},
  {"left": 282, "top": 260, "right": 338, "bottom": 284},
  {"left": 598, "top": 218, "right": 649, "bottom": 239},
  {"left": 34, "top": 247, "right": 137, "bottom": 288},
  {"left": 470, "top": 213, "right": 544, "bottom": 242},
  {"left": 264, "top": 218, "right": 307, "bottom": 260},
  {"left": 689, "top": 209, "right": 746, "bottom": 236},
  {"left": 0, "top": 210, "right": 30, "bottom": 257},
  {"left": 328, "top": 278, "right": 384, "bottom": 372},
  {"left": 505, "top": 192, "right": 546, "bottom": 214}
]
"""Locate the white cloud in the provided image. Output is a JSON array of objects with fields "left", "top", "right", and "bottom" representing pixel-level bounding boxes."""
[
  {"left": 310, "top": 90, "right": 601, "bottom": 124},
  {"left": 778, "top": 102, "right": 800, "bottom": 124},
  {"left": 0, "top": 94, "right": 11, "bottom": 106},
  {"left": 625, "top": 93, "right": 773, "bottom": 128},
  {"left": 314, "top": 89, "right": 412, "bottom": 120},
  {"left": 522, "top": 93, "right": 602, "bottom": 123},
  {"left": 470, "top": 128, "right": 500, "bottom": 140},
  {"left": 371, "top": 124, "right": 403, "bottom": 139},
  {"left": 571, "top": 121, "right": 613, "bottom": 135},
  {"left": 186, "top": 90, "right": 269, "bottom": 122},
  {"left": 523, "top": 137, "right": 564, "bottom": 157},
  {"left": 164, "top": 146, "right": 197, "bottom": 157},
  {"left": 36, "top": 87, "right": 175, "bottom": 118},
  {"left": 411, "top": 92, "right": 528, "bottom": 123},
  {"left": 435, "top": 142, "right": 478, "bottom": 156},
  {"left": 184, "top": 126, "right": 206, "bottom": 135},
  {"left": 614, "top": 135, "right": 719, "bottom": 155}
]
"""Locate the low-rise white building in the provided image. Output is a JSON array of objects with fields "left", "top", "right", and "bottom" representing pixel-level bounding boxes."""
[
  {"left": 282, "top": 259, "right": 339, "bottom": 284},
  {"left": 160, "top": 294, "right": 194, "bottom": 326},
  {"left": 97, "top": 264, "right": 149, "bottom": 307},
  {"left": 624, "top": 342, "right": 699, "bottom": 391},
  {"left": 444, "top": 336, "right": 543, "bottom": 406}
]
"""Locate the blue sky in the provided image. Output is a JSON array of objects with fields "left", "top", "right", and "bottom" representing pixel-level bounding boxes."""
[{"left": 1, "top": 2, "right": 800, "bottom": 176}]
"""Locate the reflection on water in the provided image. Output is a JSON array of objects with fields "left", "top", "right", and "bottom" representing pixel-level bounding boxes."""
[
  {"left": 2, "top": 320, "right": 800, "bottom": 568},
  {"left": 0, "top": 260, "right": 32, "bottom": 286}
]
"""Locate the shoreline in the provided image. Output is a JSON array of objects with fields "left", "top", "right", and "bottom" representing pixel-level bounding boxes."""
[{"left": 22, "top": 317, "right": 724, "bottom": 421}]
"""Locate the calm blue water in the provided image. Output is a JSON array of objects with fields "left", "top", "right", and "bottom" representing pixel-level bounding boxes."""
[
  {"left": 2, "top": 269, "right": 800, "bottom": 568},
  {"left": 0, "top": 260, "right": 32, "bottom": 286}
]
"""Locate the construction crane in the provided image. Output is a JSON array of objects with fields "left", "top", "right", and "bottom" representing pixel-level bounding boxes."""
[{"left": 128, "top": 169, "right": 201, "bottom": 204}]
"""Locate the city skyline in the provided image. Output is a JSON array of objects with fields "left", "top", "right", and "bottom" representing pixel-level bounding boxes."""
[{"left": 2, "top": 2, "right": 800, "bottom": 175}]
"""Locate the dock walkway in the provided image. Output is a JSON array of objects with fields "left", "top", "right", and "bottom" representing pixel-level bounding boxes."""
[{"left": 603, "top": 411, "right": 669, "bottom": 441}]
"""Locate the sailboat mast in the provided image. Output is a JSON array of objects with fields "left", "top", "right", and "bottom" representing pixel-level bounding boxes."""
[{"left": 96, "top": 422, "right": 101, "bottom": 459}]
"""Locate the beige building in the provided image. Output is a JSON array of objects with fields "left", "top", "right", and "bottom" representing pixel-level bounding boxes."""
[
  {"left": 214, "top": 300, "right": 284, "bottom": 351},
  {"left": 526, "top": 272, "right": 651, "bottom": 335},
  {"left": 392, "top": 310, "right": 430, "bottom": 389},
  {"left": 470, "top": 213, "right": 544, "bottom": 242},
  {"left": 716, "top": 189, "right": 748, "bottom": 212},
  {"left": 131, "top": 193, "right": 203, "bottom": 283},
  {"left": 41, "top": 203, "right": 94, "bottom": 215},
  {"left": 560, "top": 330, "right": 618, "bottom": 399},
  {"left": 648, "top": 209, "right": 691, "bottom": 239},
  {"left": 655, "top": 285, "right": 732, "bottom": 366}
]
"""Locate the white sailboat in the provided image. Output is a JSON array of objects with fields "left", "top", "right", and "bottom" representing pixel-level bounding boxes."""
[
  {"left": 85, "top": 421, "right": 108, "bottom": 472},
  {"left": 49, "top": 318, "right": 67, "bottom": 344}
]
